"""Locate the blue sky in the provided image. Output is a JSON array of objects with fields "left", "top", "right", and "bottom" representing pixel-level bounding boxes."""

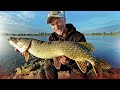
[{"left": 0, "top": 11, "right": 120, "bottom": 34}]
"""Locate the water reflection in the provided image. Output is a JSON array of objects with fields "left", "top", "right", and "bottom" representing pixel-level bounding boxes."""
[{"left": 86, "top": 36, "right": 120, "bottom": 68}]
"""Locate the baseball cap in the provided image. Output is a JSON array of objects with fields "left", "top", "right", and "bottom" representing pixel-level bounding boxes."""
[{"left": 46, "top": 11, "right": 65, "bottom": 24}]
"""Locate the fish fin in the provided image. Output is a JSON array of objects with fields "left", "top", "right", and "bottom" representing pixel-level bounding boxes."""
[
  {"left": 92, "top": 65, "right": 97, "bottom": 76},
  {"left": 23, "top": 51, "right": 29, "bottom": 62},
  {"left": 78, "top": 42, "right": 95, "bottom": 52},
  {"left": 76, "top": 61, "right": 87, "bottom": 73},
  {"left": 95, "top": 58, "right": 112, "bottom": 70}
]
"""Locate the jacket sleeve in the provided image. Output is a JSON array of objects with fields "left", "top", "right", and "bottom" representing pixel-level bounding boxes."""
[
  {"left": 73, "top": 32, "right": 86, "bottom": 42},
  {"left": 78, "top": 34, "right": 86, "bottom": 42}
]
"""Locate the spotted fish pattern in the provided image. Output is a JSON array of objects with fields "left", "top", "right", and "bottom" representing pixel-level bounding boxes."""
[{"left": 8, "top": 37, "right": 112, "bottom": 76}]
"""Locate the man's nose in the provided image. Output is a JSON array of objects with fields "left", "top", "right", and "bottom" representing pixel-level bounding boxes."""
[
  {"left": 54, "top": 25, "right": 59, "bottom": 30},
  {"left": 56, "top": 25, "right": 59, "bottom": 28}
]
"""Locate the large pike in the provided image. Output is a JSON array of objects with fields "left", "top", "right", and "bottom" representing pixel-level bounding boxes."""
[{"left": 8, "top": 37, "right": 111, "bottom": 76}]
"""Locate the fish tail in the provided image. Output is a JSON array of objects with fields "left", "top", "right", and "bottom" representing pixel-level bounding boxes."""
[
  {"left": 91, "top": 57, "right": 112, "bottom": 76},
  {"left": 95, "top": 57, "right": 112, "bottom": 70},
  {"left": 87, "top": 57, "right": 112, "bottom": 77}
]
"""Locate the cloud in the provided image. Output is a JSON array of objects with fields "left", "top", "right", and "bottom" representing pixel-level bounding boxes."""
[
  {"left": 0, "top": 11, "right": 36, "bottom": 25},
  {"left": 0, "top": 11, "right": 37, "bottom": 33},
  {"left": 20, "top": 11, "right": 35, "bottom": 19}
]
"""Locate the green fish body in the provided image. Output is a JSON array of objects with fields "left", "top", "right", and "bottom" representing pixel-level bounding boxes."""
[{"left": 8, "top": 37, "right": 111, "bottom": 76}]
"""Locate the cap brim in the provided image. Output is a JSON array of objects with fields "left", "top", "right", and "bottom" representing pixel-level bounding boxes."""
[{"left": 47, "top": 15, "right": 64, "bottom": 24}]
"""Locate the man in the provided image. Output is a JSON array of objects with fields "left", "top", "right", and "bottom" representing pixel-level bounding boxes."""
[
  {"left": 15, "top": 11, "right": 91, "bottom": 79},
  {"left": 45, "top": 11, "right": 91, "bottom": 79}
]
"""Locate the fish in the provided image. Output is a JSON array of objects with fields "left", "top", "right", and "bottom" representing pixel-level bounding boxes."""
[{"left": 8, "top": 37, "right": 111, "bottom": 76}]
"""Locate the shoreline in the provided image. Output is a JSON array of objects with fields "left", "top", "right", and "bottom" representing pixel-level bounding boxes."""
[{"left": 1, "top": 67, "right": 120, "bottom": 79}]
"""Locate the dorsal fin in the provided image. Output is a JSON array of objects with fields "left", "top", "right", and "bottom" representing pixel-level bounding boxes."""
[{"left": 77, "top": 42, "right": 95, "bottom": 52}]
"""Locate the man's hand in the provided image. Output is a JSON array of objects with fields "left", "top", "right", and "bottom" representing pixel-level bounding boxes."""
[{"left": 58, "top": 56, "right": 70, "bottom": 65}]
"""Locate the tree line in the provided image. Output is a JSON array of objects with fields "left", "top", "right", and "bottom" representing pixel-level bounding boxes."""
[
  {"left": 1, "top": 31, "right": 120, "bottom": 36},
  {"left": 1, "top": 32, "right": 51, "bottom": 36},
  {"left": 84, "top": 31, "right": 120, "bottom": 36}
]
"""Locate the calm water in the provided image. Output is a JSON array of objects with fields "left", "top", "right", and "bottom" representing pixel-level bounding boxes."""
[{"left": 0, "top": 35, "right": 120, "bottom": 74}]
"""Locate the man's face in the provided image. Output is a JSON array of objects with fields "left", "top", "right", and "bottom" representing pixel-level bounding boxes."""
[{"left": 49, "top": 17, "right": 66, "bottom": 36}]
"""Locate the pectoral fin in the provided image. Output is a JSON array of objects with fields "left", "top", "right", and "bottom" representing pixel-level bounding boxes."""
[
  {"left": 23, "top": 51, "right": 29, "bottom": 62},
  {"left": 75, "top": 61, "right": 87, "bottom": 73}
]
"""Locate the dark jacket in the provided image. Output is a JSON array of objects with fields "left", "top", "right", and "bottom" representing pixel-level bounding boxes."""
[
  {"left": 49, "top": 24, "right": 86, "bottom": 42},
  {"left": 48, "top": 23, "right": 86, "bottom": 70}
]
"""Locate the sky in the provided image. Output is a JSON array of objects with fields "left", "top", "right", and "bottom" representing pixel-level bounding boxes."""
[{"left": 0, "top": 11, "right": 120, "bottom": 34}]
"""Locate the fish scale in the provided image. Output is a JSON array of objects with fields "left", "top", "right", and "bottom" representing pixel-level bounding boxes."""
[{"left": 8, "top": 37, "right": 112, "bottom": 76}]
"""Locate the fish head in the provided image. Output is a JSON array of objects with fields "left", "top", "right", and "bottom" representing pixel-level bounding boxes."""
[{"left": 8, "top": 37, "right": 32, "bottom": 53}]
